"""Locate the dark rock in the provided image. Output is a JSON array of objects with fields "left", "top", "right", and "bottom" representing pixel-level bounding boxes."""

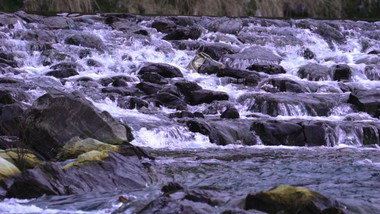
[
  {"left": 175, "top": 80, "right": 202, "bottom": 97},
  {"left": 161, "top": 182, "right": 184, "bottom": 194},
  {"left": 332, "top": 64, "right": 352, "bottom": 81},
  {"left": 169, "top": 111, "right": 204, "bottom": 119},
  {"left": 0, "top": 91, "right": 15, "bottom": 105},
  {"left": 50, "top": 62, "right": 84, "bottom": 71},
  {"left": 303, "top": 48, "right": 316, "bottom": 59},
  {"left": 21, "top": 92, "right": 129, "bottom": 159},
  {"left": 197, "top": 43, "right": 236, "bottom": 61},
  {"left": 187, "top": 89, "right": 229, "bottom": 105},
  {"left": 368, "top": 50, "right": 380, "bottom": 55},
  {"left": 363, "top": 126, "right": 380, "bottom": 145},
  {"left": 78, "top": 49, "right": 91, "bottom": 59},
  {"left": 99, "top": 75, "right": 137, "bottom": 87},
  {"left": 348, "top": 90, "right": 380, "bottom": 117},
  {"left": 198, "top": 58, "right": 223, "bottom": 75},
  {"left": 247, "top": 63, "right": 286, "bottom": 75},
  {"left": 251, "top": 120, "right": 306, "bottom": 146},
  {"left": 206, "top": 18, "right": 243, "bottom": 35},
  {"left": 101, "top": 87, "right": 135, "bottom": 96},
  {"left": 46, "top": 69, "right": 79, "bottom": 78},
  {"left": 302, "top": 121, "right": 335, "bottom": 146},
  {"left": 156, "top": 92, "right": 187, "bottom": 110},
  {"left": 0, "top": 51, "right": 17, "bottom": 68},
  {"left": 261, "top": 78, "right": 310, "bottom": 93},
  {"left": 87, "top": 59, "right": 102, "bottom": 67},
  {"left": 163, "top": 26, "right": 202, "bottom": 40},
  {"left": 298, "top": 63, "right": 331, "bottom": 81},
  {"left": 140, "top": 72, "right": 168, "bottom": 85},
  {"left": 15, "top": 30, "right": 57, "bottom": 43},
  {"left": 39, "top": 49, "right": 71, "bottom": 66},
  {"left": 136, "top": 82, "right": 163, "bottom": 95},
  {"left": 42, "top": 16, "right": 75, "bottom": 29},
  {"left": 117, "top": 97, "right": 149, "bottom": 110},
  {"left": 245, "top": 185, "right": 343, "bottom": 213},
  {"left": 364, "top": 65, "right": 380, "bottom": 80},
  {"left": 186, "top": 119, "right": 256, "bottom": 146},
  {"left": 217, "top": 68, "right": 260, "bottom": 86},
  {"left": 221, "top": 107, "right": 240, "bottom": 119},
  {"left": 151, "top": 19, "right": 176, "bottom": 34},
  {"left": 5, "top": 152, "right": 150, "bottom": 199},
  {"left": 221, "top": 47, "right": 282, "bottom": 69},
  {"left": 138, "top": 63, "right": 183, "bottom": 78},
  {"left": 134, "top": 29, "right": 149, "bottom": 36},
  {"left": 65, "top": 34, "right": 106, "bottom": 51},
  {"left": 0, "top": 104, "right": 24, "bottom": 136}
]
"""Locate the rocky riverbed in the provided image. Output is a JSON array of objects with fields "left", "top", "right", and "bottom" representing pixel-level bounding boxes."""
[{"left": 0, "top": 11, "right": 379, "bottom": 213}]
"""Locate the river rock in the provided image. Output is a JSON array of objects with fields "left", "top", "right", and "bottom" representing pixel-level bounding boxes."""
[
  {"left": 65, "top": 33, "right": 106, "bottom": 51},
  {"left": 217, "top": 68, "right": 260, "bottom": 86},
  {"left": 0, "top": 103, "right": 24, "bottom": 136},
  {"left": 303, "top": 48, "right": 316, "bottom": 59},
  {"left": 156, "top": 92, "right": 187, "bottom": 110},
  {"left": 21, "top": 91, "right": 130, "bottom": 159},
  {"left": 221, "top": 107, "right": 240, "bottom": 119},
  {"left": 140, "top": 72, "right": 168, "bottom": 85},
  {"left": 247, "top": 63, "right": 286, "bottom": 75},
  {"left": 298, "top": 63, "right": 331, "bottom": 81},
  {"left": 197, "top": 43, "right": 236, "bottom": 61},
  {"left": 117, "top": 97, "right": 149, "bottom": 110},
  {"left": 163, "top": 26, "right": 202, "bottom": 40},
  {"left": 46, "top": 69, "right": 79, "bottom": 78},
  {"left": 42, "top": 16, "right": 75, "bottom": 29},
  {"left": 136, "top": 82, "right": 163, "bottom": 95},
  {"left": 251, "top": 120, "right": 306, "bottom": 146},
  {"left": 245, "top": 185, "right": 343, "bottom": 213},
  {"left": 206, "top": 18, "right": 243, "bottom": 35},
  {"left": 5, "top": 151, "right": 151, "bottom": 199},
  {"left": 332, "top": 64, "right": 352, "bottom": 81},
  {"left": 348, "top": 90, "right": 380, "bottom": 117},
  {"left": 260, "top": 78, "right": 310, "bottom": 93},
  {"left": 138, "top": 63, "right": 183, "bottom": 78},
  {"left": 151, "top": 19, "right": 177, "bottom": 34},
  {"left": 186, "top": 89, "right": 229, "bottom": 105},
  {"left": 198, "top": 58, "right": 223, "bottom": 75},
  {"left": 4, "top": 148, "right": 43, "bottom": 170}
]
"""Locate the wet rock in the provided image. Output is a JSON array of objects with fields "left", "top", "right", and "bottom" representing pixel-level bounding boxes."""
[
  {"left": 348, "top": 90, "right": 380, "bottom": 117},
  {"left": 156, "top": 92, "right": 187, "bottom": 110},
  {"left": 163, "top": 26, "right": 202, "bottom": 40},
  {"left": 303, "top": 48, "right": 316, "bottom": 59},
  {"left": 65, "top": 33, "right": 106, "bottom": 51},
  {"left": 138, "top": 63, "right": 183, "bottom": 78},
  {"left": 175, "top": 80, "right": 202, "bottom": 96},
  {"left": 0, "top": 51, "right": 17, "bottom": 68},
  {"left": 247, "top": 63, "right": 286, "bottom": 75},
  {"left": 21, "top": 91, "right": 130, "bottom": 159},
  {"left": 239, "top": 93, "right": 347, "bottom": 117},
  {"left": 187, "top": 89, "right": 229, "bottom": 106},
  {"left": 101, "top": 87, "right": 136, "bottom": 96},
  {"left": 261, "top": 78, "right": 310, "bottom": 93},
  {"left": 5, "top": 151, "right": 151, "bottom": 199},
  {"left": 198, "top": 58, "right": 223, "bottom": 75},
  {"left": 151, "top": 19, "right": 176, "bottom": 34},
  {"left": 0, "top": 91, "right": 15, "bottom": 105},
  {"left": 298, "top": 63, "right": 331, "bottom": 81},
  {"left": 134, "top": 29, "right": 149, "bottom": 36},
  {"left": 169, "top": 111, "right": 204, "bottom": 119},
  {"left": 206, "top": 18, "right": 243, "bottom": 35},
  {"left": 221, "top": 47, "right": 282, "bottom": 69},
  {"left": 161, "top": 182, "right": 184, "bottom": 194},
  {"left": 364, "top": 65, "right": 380, "bottom": 80},
  {"left": 245, "top": 185, "right": 343, "bottom": 213},
  {"left": 136, "top": 82, "right": 163, "bottom": 95},
  {"left": 46, "top": 69, "right": 79, "bottom": 78},
  {"left": 0, "top": 103, "right": 24, "bottom": 136},
  {"left": 99, "top": 75, "right": 137, "bottom": 87},
  {"left": 363, "top": 126, "right": 380, "bottom": 145},
  {"left": 221, "top": 107, "right": 240, "bottom": 119},
  {"left": 186, "top": 119, "right": 255, "bottom": 145},
  {"left": 217, "top": 68, "right": 260, "bottom": 86},
  {"left": 251, "top": 121, "right": 306, "bottom": 146},
  {"left": 197, "top": 43, "right": 236, "bottom": 61},
  {"left": 42, "top": 16, "right": 75, "bottom": 29},
  {"left": 140, "top": 72, "right": 168, "bottom": 85},
  {"left": 302, "top": 121, "right": 335, "bottom": 146},
  {"left": 117, "top": 97, "right": 149, "bottom": 110},
  {"left": 3, "top": 149, "right": 43, "bottom": 170},
  {"left": 39, "top": 49, "right": 71, "bottom": 66},
  {"left": 78, "top": 49, "right": 91, "bottom": 59},
  {"left": 332, "top": 64, "right": 352, "bottom": 81},
  {"left": 86, "top": 59, "right": 102, "bottom": 67},
  {"left": 368, "top": 50, "right": 380, "bottom": 55}
]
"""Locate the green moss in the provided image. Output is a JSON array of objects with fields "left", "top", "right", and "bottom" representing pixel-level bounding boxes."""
[{"left": 0, "top": 0, "right": 23, "bottom": 11}]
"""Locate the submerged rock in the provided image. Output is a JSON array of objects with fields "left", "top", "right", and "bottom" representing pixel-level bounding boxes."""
[
  {"left": 221, "top": 107, "right": 240, "bottom": 119},
  {"left": 298, "top": 63, "right": 331, "bottom": 81},
  {"left": 21, "top": 91, "right": 130, "bottom": 159},
  {"left": 245, "top": 185, "right": 343, "bottom": 214},
  {"left": 65, "top": 33, "right": 106, "bottom": 51},
  {"left": 332, "top": 64, "right": 352, "bottom": 81}
]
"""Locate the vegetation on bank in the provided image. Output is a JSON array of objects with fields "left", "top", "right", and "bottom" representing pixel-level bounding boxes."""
[{"left": 0, "top": 0, "right": 380, "bottom": 19}]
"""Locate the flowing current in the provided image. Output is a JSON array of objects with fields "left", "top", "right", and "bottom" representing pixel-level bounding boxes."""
[{"left": 0, "top": 12, "right": 380, "bottom": 213}]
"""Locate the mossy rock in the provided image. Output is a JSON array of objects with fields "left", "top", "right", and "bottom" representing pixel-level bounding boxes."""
[
  {"left": 63, "top": 150, "right": 110, "bottom": 169},
  {"left": 58, "top": 138, "right": 119, "bottom": 160},
  {"left": 0, "top": 150, "right": 15, "bottom": 164},
  {"left": 0, "top": 157, "right": 21, "bottom": 180},
  {"left": 5, "top": 148, "right": 43, "bottom": 169},
  {"left": 245, "top": 185, "right": 343, "bottom": 214}
]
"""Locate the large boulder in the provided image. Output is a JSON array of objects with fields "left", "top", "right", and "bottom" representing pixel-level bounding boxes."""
[
  {"left": 5, "top": 151, "right": 151, "bottom": 199},
  {"left": 251, "top": 120, "right": 306, "bottom": 146},
  {"left": 138, "top": 63, "right": 183, "bottom": 78},
  {"left": 21, "top": 91, "right": 130, "bottom": 159},
  {"left": 245, "top": 185, "right": 343, "bottom": 213},
  {"left": 64, "top": 34, "right": 106, "bottom": 51},
  {"left": 0, "top": 103, "right": 24, "bottom": 136},
  {"left": 348, "top": 90, "right": 380, "bottom": 117}
]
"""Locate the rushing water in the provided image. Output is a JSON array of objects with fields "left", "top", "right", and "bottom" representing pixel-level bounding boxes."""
[{"left": 0, "top": 12, "right": 380, "bottom": 213}]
